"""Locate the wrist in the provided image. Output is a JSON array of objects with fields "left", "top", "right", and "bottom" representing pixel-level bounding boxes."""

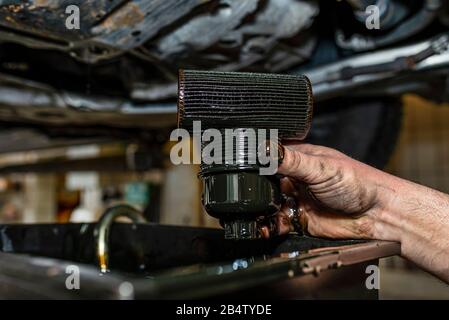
[
  {"left": 368, "top": 172, "right": 418, "bottom": 243},
  {"left": 370, "top": 171, "right": 449, "bottom": 271},
  {"left": 346, "top": 162, "right": 411, "bottom": 242}
]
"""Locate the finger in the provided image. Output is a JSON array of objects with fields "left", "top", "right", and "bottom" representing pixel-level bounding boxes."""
[
  {"left": 260, "top": 204, "right": 295, "bottom": 238},
  {"left": 280, "top": 177, "right": 299, "bottom": 197},
  {"left": 276, "top": 209, "right": 295, "bottom": 235},
  {"left": 260, "top": 225, "right": 270, "bottom": 239},
  {"left": 282, "top": 143, "right": 339, "bottom": 157},
  {"left": 300, "top": 198, "right": 375, "bottom": 239},
  {"left": 278, "top": 146, "right": 332, "bottom": 184}
]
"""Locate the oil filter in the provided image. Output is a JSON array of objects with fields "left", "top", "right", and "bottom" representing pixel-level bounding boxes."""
[{"left": 177, "top": 70, "right": 313, "bottom": 240}]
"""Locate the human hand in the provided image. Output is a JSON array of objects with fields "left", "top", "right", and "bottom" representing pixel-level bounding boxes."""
[
  {"left": 261, "top": 143, "right": 389, "bottom": 239},
  {"left": 260, "top": 143, "right": 449, "bottom": 283}
]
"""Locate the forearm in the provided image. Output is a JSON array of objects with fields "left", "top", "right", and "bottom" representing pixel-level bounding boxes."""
[{"left": 373, "top": 172, "right": 449, "bottom": 282}]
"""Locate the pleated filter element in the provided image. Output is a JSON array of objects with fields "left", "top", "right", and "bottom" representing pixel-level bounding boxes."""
[{"left": 177, "top": 69, "right": 313, "bottom": 139}]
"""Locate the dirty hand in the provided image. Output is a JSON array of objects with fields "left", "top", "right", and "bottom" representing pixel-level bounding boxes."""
[
  {"left": 261, "top": 143, "right": 385, "bottom": 239},
  {"left": 263, "top": 143, "right": 449, "bottom": 283}
]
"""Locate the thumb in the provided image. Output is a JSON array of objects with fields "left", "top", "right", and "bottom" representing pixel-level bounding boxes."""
[{"left": 277, "top": 146, "right": 327, "bottom": 184}]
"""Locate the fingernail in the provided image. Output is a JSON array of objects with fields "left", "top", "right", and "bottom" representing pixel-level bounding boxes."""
[
  {"left": 258, "top": 140, "right": 285, "bottom": 165},
  {"left": 278, "top": 143, "right": 285, "bottom": 164}
]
